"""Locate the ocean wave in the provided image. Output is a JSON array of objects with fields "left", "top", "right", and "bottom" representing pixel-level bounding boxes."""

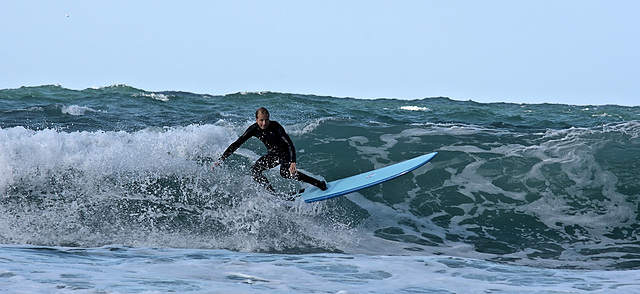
[
  {"left": 0, "top": 125, "right": 356, "bottom": 252},
  {"left": 1, "top": 85, "right": 639, "bottom": 269},
  {"left": 2, "top": 106, "right": 45, "bottom": 113}
]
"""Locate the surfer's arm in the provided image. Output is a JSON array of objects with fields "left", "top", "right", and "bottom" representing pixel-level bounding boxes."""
[{"left": 216, "top": 124, "right": 256, "bottom": 163}]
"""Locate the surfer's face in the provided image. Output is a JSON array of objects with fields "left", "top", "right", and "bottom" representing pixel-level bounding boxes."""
[{"left": 256, "top": 113, "right": 270, "bottom": 130}]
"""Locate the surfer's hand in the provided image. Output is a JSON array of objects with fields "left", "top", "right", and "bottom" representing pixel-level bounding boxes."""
[
  {"left": 211, "top": 161, "right": 221, "bottom": 172},
  {"left": 289, "top": 162, "right": 298, "bottom": 176}
]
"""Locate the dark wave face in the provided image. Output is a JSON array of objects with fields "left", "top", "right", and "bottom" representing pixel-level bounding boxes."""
[{"left": 1, "top": 85, "right": 639, "bottom": 269}]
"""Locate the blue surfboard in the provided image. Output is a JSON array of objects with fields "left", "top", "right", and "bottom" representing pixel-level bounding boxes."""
[{"left": 300, "top": 152, "right": 437, "bottom": 203}]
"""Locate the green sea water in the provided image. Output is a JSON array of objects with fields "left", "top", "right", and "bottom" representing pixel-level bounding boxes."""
[{"left": 1, "top": 85, "right": 639, "bottom": 270}]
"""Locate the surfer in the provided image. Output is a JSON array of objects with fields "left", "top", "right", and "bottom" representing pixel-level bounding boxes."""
[{"left": 213, "top": 107, "right": 327, "bottom": 195}]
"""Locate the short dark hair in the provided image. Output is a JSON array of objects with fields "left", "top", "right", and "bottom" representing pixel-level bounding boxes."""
[{"left": 255, "top": 107, "right": 270, "bottom": 118}]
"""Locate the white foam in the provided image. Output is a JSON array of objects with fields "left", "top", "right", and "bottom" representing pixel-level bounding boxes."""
[
  {"left": 1, "top": 245, "right": 638, "bottom": 293},
  {"left": 0, "top": 125, "right": 360, "bottom": 251},
  {"left": 0, "top": 125, "right": 225, "bottom": 191},
  {"left": 287, "top": 117, "right": 337, "bottom": 136},
  {"left": 60, "top": 105, "right": 98, "bottom": 116},
  {"left": 399, "top": 105, "right": 430, "bottom": 111},
  {"left": 519, "top": 129, "right": 637, "bottom": 238},
  {"left": 91, "top": 84, "right": 131, "bottom": 90},
  {"left": 132, "top": 92, "right": 172, "bottom": 101}
]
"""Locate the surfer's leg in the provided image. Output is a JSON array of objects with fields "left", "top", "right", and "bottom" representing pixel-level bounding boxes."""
[
  {"left": 280, "top": 163, "right": 327, "bottom": 191},
  {"left": 297, "top": 172, "right": 328, "bottom": 191},
  {"left": 250, "top": 154, "right": 280, "bottom": 192}
]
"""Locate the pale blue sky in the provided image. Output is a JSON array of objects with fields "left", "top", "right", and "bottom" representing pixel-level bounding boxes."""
[{"left": 2, "top": 1, "right": 639, "bottom": 106}]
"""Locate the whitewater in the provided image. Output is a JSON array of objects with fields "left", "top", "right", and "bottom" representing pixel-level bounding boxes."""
[{"left": 1, "top": 85, "right": 639, "bottom": 293}]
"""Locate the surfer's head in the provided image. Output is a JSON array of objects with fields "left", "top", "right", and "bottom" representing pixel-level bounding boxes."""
[{"left": 255, "top": 107, "right": 270, "bottom": 130}]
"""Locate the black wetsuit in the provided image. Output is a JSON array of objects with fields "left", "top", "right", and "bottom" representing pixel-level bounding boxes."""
[{"left": 219, "top": 121, "right": 325, "bottom": 192}]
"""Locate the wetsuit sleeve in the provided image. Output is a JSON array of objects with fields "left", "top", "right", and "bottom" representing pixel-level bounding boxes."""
[
  {"left": 276, "top": 123, "right": 297, "bottom": 163},
  {"left": 218, "top": 124, "right": 256, "bottom": 162}
]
